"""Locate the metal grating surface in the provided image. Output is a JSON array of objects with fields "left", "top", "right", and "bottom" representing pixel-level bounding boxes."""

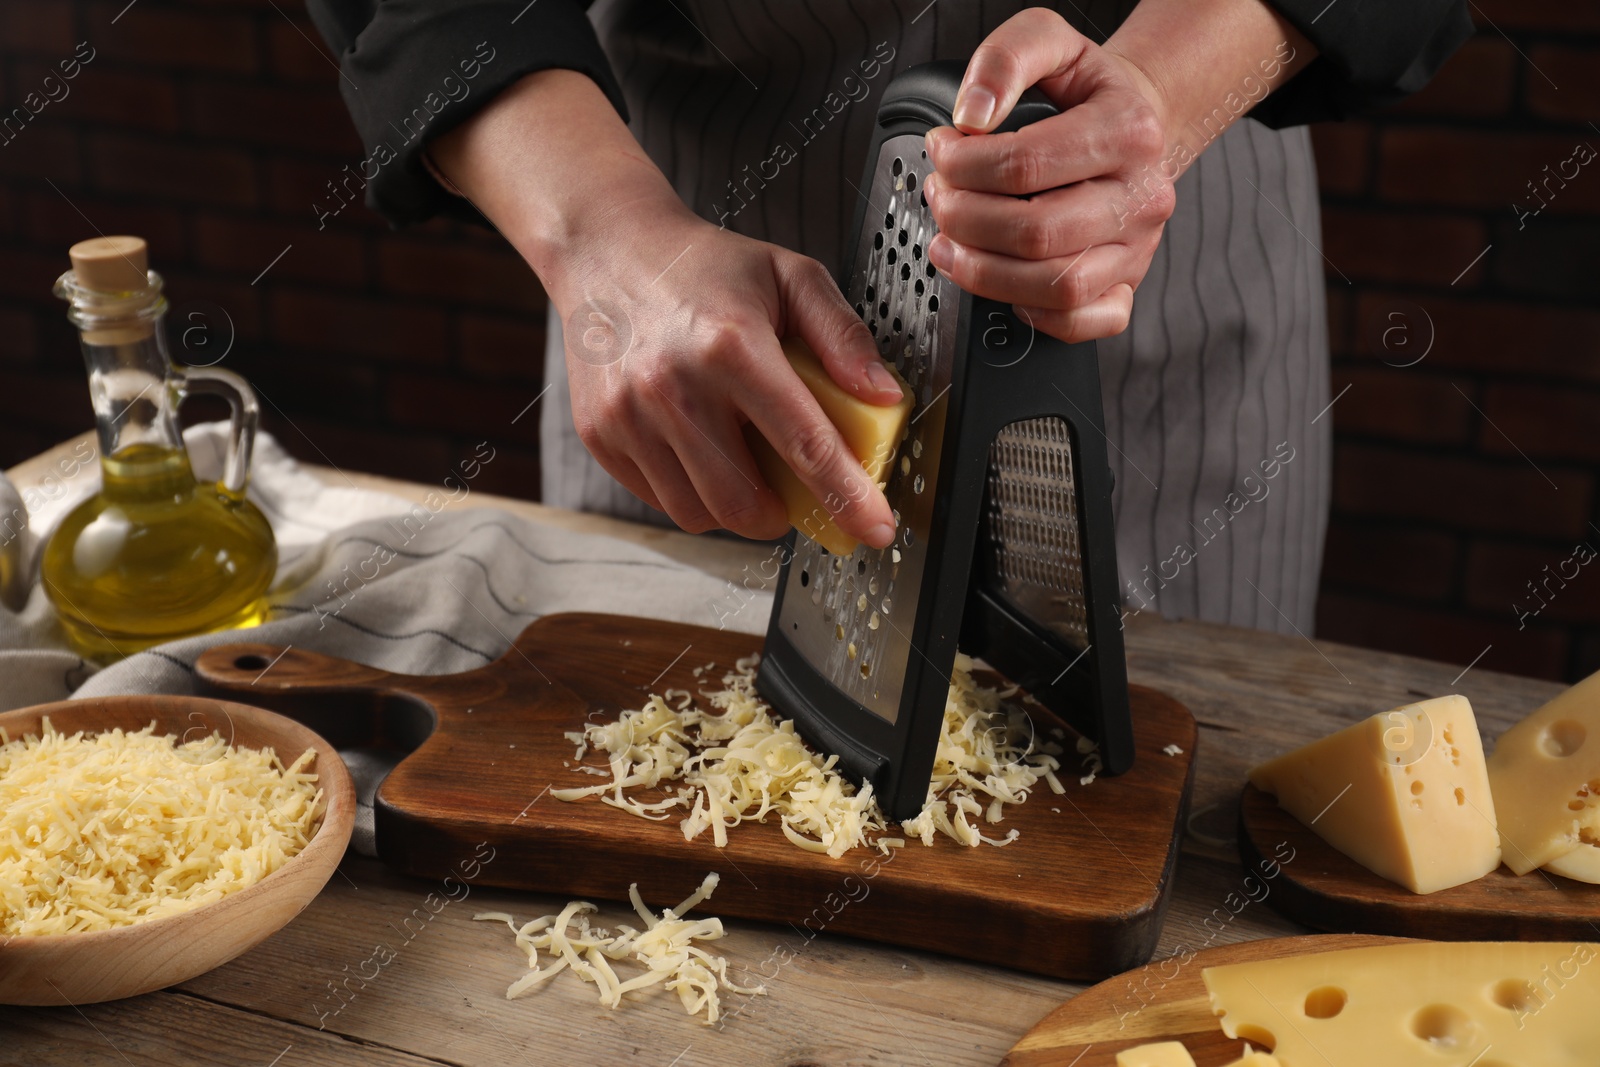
[
  {"left": 985, "top": 416, "right": 1090, "bottom": 648},
  {"left": 775, "top": 134, "right": 957, "bottom": 724}
]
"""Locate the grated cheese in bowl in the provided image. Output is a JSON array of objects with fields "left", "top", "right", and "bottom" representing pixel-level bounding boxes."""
[
  {"left": 474, "top": 872, "right": 762, "bottom": 1025},
  {"left": 0, "top": 717, "right": 322, "bottom": 937},
  {"left": 553, "top": 653, "right": 1066, "bottom": 855}
]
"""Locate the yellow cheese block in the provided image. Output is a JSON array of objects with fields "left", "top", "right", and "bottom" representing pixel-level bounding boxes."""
[
  {"left": 1545, "top": 841, "right": 1600, "bottom": 883},
  {"left": 1487, "top": 668, "right": 1600, "bottom": 875},
  {"left": 1204, "top": 941, "right": 1600, "bottom": 1067},
  {"left": 1115, "top": 1041, "right": 1196, "bottom": 1067},
  {"left": 743, "top": 337, "right": 914, "bottom": 556},
  {"left": 1249, "top": 695, "right": 1500, "bottom": 894},
  {"left": 1222, "top": 1054, "right": 1279, "bottom": 1067}
]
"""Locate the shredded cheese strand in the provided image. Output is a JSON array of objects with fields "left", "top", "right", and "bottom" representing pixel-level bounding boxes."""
[{"left": 553, "top": 653, "right": 1065, "bottom": 854}]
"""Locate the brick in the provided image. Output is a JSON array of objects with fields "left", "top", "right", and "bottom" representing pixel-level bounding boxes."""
[
  {"left": 1310, "top": 122, "right": 1370, "bottom": 198},
  {"left": 1470, "top": 0, "right": 1600, "bottom": 32},
  {"left": 1319, "top": 519, "right": 1459, "bottom": 600},
  {"left": 1316, "top": 591, "right": 1570, "bottom": 682},
  {"left": 185, "top": 82, "right": 361, "bottom": 156},
  {"left": 461, "top": 443, "right": 541, "bottom": 502},
  {"left": 0, "top": 370, "right": 93, "bottom": 433},
  {"left": 88, "top": 133, "right": 256, "bottom": 207},
  {"left": 386, "top": 374, "right": 543, "bottom": 447},
  {"left": 0, "top": 124, "right": 80, "bottom": 183},
  {"left": 459, "top": 312, "right": 546, "bottom": 382},
  {"left": 1492, "top": 217, "right": 1600, "bottom": 301},
  {"left": 0, "top": 2, "right": 76, "bottom": 54},
  {"left": 89, "top": 3, "right": 258, "bottom": 74},
  {"left": 266, "top": 416, "right": 456, "bottom": 486},
  {"left": 231, "top": 353, "right": 381, "bottom": 425},
  {"left": 1465, "top": 538, "right": 1600, "bottom": 625},
  {"left": 1319, "top": 208, "right": 1487, "bottom": 287},
  {"left": 12, "top": 61, "right": 180, "bottom": 133},
  {"left": 0, "top": 246, "right": 74, "bottom": 305},
  {"left": 1525, "top": 46, "right": 1600, "bottom": 124},
  {"left": 1350, "top": 291, "right": 1600, "bottom": 385},
  {"left": 267, "top": 19, "right": 343, "bottom": 85},
  {"left": 22, "top": 191, "right": 187, "bottom": 263},
  {"left": 1385, "top": 37, "right": 1516, "bottom": 118},
  {"left": 266, "top": 158, "right": 388, "bottom": 229},
  {"left": 0, "top": 306, "right": 39, "bottom": 365},
  {"left": 192, "top": 214, "right": 365, "bottom": 287},
  {"left": 158, "top": 270, "right": 264, "bottom": 343},
  {"left": 375, "top": 238, "right": 545, "bottom": 313},
  {"left": 1330, "top": 366, "right": 1474, "bottom": 445},
  {"left": 1332, "top": 442, "right": 1594, "bottom": 539},
  {"left": 272, "top": 288, "right": 447, "bottom": 363},
  {"left": 1378, "top": 129, "right": 1600, "bottom": 215},
  {"left": 1480, "top": 382, "right": 1600, "bottom": 463}
]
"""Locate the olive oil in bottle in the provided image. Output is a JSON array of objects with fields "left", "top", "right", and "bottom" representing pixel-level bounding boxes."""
[{"left": 44, "top": 236, "right": 276, "bottom": 662}]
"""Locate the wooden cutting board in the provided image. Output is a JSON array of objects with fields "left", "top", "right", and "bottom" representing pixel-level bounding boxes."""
[
  {"left": 1238, "top": 783, "right": 1600, "bottom": 940},
  {"left": 195, "top": 612, "right": 1197, "bottom": 982},
  {"left": 1002, "top": 933, "right": 1407, "bottom": 1065}
]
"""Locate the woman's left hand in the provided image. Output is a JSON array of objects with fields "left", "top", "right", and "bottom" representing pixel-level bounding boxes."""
[{"left": 923, "top": 8, "right": 1176, "bottom": 343}]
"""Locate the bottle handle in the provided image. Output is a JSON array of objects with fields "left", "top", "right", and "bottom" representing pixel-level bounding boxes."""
[{"left": 173, "top": 365, "right": 261, "bottom": 497}]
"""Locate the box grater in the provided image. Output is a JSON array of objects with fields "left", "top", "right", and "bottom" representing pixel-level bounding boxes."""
[{"left": 756, "top": 61, "right": 1134, "bottom": 821}]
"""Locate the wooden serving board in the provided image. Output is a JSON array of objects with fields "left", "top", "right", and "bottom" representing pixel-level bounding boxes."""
[
  {"left": 195, "top": 612, "right": 1197, "bottom": 982},
  {"left": 1002, "top": 933, "right": 1406, "bottom": 1065},
  {"left": 1239, "top": 783, "right": 1600, "bottom": 940}
]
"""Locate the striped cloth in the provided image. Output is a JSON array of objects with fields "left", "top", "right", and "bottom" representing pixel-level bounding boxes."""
[{"left": 541, "top": 0, "right": 1331, "bottom": 633}]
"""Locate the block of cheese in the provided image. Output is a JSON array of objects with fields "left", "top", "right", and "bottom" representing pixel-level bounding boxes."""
[
  {"left": 1248, "top": 695, "right": 1500, "bottom": 894},
  {"left": 1545, "top": 841, "right": 1600, "bottom": 883},
  {"left": 743, "top": 337, "right": 913, "bottom": 556},
  {"left": 1223, "top": 1054, "right": 1279, "bottom": 1067},
  {"left": 1204, "top": 940, "right": 1600, "bottom": 1067},
  {"left": 1115, "top": 1041, "right": 1196, "bottom": 1067},
  {"left": 1487, "top": 669, "right": 1600, "bottom": 875}
]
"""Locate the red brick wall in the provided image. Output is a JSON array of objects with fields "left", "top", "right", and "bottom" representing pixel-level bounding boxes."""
[{"left": 1, "top": 2, "right": 1596, "bottom": 681}]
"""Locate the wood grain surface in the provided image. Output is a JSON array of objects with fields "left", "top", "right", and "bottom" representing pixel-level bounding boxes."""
[
  {"left": 191, "top": 612, "right": 1199, "bottom": 983},
  {"left": 1002, "top": 933, "right": 1408, "bottom": 1066},
  {"left": 1238, "top": 782, "right": 1600, "bottom": 940}
]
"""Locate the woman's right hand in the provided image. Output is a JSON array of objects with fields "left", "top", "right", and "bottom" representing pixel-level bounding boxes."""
[{"left": 431, "top": 70, "right": 903, "bottom": 547}]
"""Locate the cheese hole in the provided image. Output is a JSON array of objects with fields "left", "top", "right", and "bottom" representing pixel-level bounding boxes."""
[
  {"left": 1411, "top": 780, "right": 1425, "bottom": 796},
  {"left": 1455, "top": 787, "right": 1466, "bottom": 805},
  {"left": 1541, "top": 720, "right": 1587, "bottom": 758},
  {"left": 1490, "top": 978, "right": 1540, "bottom": 1014},
  {"left": 1234, "top": 1025, "right": 1276, "bottom": 1050},
  {"left": 1570, "top": 799, "right": 1586, "bottom": 811},
  {"left": 1303, "top": 986, "right": 1347, "bottom": 1019},
  {"left": 1409, "top": 1004, "right": 1478, "bottom": 1049}
]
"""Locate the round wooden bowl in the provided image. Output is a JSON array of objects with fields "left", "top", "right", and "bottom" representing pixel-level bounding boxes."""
[{"left": 0, "top": 694, "right": 355, "bottom": 1006}]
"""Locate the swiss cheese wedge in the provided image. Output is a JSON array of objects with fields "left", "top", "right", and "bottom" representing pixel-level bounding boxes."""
[
  {"left": 1545, "top": 841, "right": 1600, "bottom": 883},
  {"left": 1248, "top": 695, "right": 1500, "bottom": 894},
  {"left": 1115, "top": 1041, "right": 1196, "bottom": 1067},
  {"left": 743, "top": 337, "right": 913, "bottom": 556},
  {"left": 1487, "top": 669, "right": 1600, "bottom": 875},
  {"left": 1204, "top": 941, "right": 1600, "bottom": 1067}
]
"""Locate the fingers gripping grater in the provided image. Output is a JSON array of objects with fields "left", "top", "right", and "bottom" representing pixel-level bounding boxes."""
[{"left": 757, "top": 62, "right": 1134, "bottom": 821}]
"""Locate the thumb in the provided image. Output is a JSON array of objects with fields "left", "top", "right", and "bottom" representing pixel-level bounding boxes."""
[
  {"left": 775, "top": 254, "right": 904, "bottom": 406},
  {"left": 953, "top": 8, "right": 1086, "bottom": 133}
]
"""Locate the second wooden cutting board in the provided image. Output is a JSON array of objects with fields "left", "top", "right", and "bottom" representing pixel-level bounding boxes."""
[{"left": 196, "top": 612, "right": 1198, "bottom": 982}]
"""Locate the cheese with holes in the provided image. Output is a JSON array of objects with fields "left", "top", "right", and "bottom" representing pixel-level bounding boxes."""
[
  {"left": 1487, "top": 669, "right": 1600, "bottom": 875},
  {"left": 744, "top": 336, "right": 913, "bottom": 556},
  {"left": 1204, "top": 941, "right": 1600, "bottom": 1067},
  {"left": 1249, "top": 695, "right": 1500, "bottom": 894},
  {"left": 1116, "top": 1041, "right": 1196, "bottom": 1067}
]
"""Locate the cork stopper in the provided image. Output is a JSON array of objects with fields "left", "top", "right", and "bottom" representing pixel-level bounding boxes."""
[{"left": 68, "top": 235, "right": 149, "bottom": 293}]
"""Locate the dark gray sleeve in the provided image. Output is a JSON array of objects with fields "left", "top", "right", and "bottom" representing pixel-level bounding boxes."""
[
  {"left": 304, "top": 0, "right": 628, "bottom": 227},
  {"left": 1251, "top": 0, "right": 1474, "bottom": 127}
]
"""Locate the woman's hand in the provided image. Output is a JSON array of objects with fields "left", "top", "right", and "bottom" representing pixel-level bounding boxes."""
[
  {"left": 431, "top": 70, "right": 903, "bottom": 546},
  {"left": 925, "top": 4, "right": 1311, "bottom": 343}
]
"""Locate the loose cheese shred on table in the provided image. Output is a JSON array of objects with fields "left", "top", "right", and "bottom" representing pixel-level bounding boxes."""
[
  {"left": 0, "top": 717, "right": 321, "bottom": 937},
  {"left": 552, "top": 652, "right": 1066, "bottom": 854},
  {"left": 474, "top": 872, "right": 762, "bottom": 1024}
]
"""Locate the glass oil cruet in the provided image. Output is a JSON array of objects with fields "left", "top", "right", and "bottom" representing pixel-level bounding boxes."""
[{"left": 44, "top": 235, "right": 276, "bottom": 662}]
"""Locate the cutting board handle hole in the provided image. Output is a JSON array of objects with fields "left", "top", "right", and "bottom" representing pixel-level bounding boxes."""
[{"left": 233, "top": 654, "right": 270, "bottom": 671}]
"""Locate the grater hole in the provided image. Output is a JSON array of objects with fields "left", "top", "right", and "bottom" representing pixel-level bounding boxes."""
[
  {"left": 914, "top": 474, "right": 925, "bottom": 494},
  {"left": 906, "top": 172, "right": 917, "bottom": 191},
  {"left": 920, "top": 191, "right": 927, "bottom": 208},
  {"left": 866, "top": 284, "right": 876, "bottom": 302},
  {"left": 925, "top": 262, "right": 937, "bottom": 279},
  {"left": 884, "top": 211, "right": 894, "bottom": 229},
  {"left": 887, "top": 248, "right": 898, "bottom": 265},
  {"left": 868, "top": 321, "right": 878, "bottom": 337},
  {"left": 928, "top": 295, "right": 939, "bottom": 312},
  {"left": 892, "top": 317, "right": 902, "bottom": 333},
  {"left": 878, "top": 301, "right": 889, "bottom": 319},
  {"left": 860, "top": 662, "right": 871, "bottom": 678},
  {"left": 892, "top": 157, "right": 903, "bottom": 177},
  {"left": 855, "top": 303, "right": 865, "bottom": 316},
  {"left": 875, "top": 233, "right": 884, "bottom": 251},
  {"left": 857, "top": 559, "right": 867, "bottom": 575},
  {"left": 913, "top": 243, "right": 922, "bottom": 260},
  {"left": 898, "top": 228, "right": 908, "bottom": 246},
  {"left": 901, "top": 263, "right": 911, "bottom": 281},
  {"left": 800, "top": 568, "right": 809, "bottom": 587},
  {"left": 915, "top": 279, "right": 925, "bottom": 296}
]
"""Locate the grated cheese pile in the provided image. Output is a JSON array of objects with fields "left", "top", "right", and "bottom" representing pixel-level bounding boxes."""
[
  {"left": 553, "top": 653, "right": 1066, "bottom": 855},
  {"left": 0, "top": 717, "right": 321, "bottom": 937},
  {"left": 474, "top": 872, "right": 762, "bottom": 1024}
]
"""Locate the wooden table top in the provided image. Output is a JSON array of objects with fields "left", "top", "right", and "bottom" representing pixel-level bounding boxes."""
[{"left": 2, "top": 436, "right": 1566, "bottom": 1067}]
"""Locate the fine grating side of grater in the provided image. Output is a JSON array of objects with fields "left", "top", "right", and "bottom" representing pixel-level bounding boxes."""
[{"left": 757, "top": 62, "right": 1133, "bottom": 821}]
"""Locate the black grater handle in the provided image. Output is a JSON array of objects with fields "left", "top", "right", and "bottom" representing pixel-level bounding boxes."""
[{"left": 879, "top": 60, "right": 1059, "bottom": 136}]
